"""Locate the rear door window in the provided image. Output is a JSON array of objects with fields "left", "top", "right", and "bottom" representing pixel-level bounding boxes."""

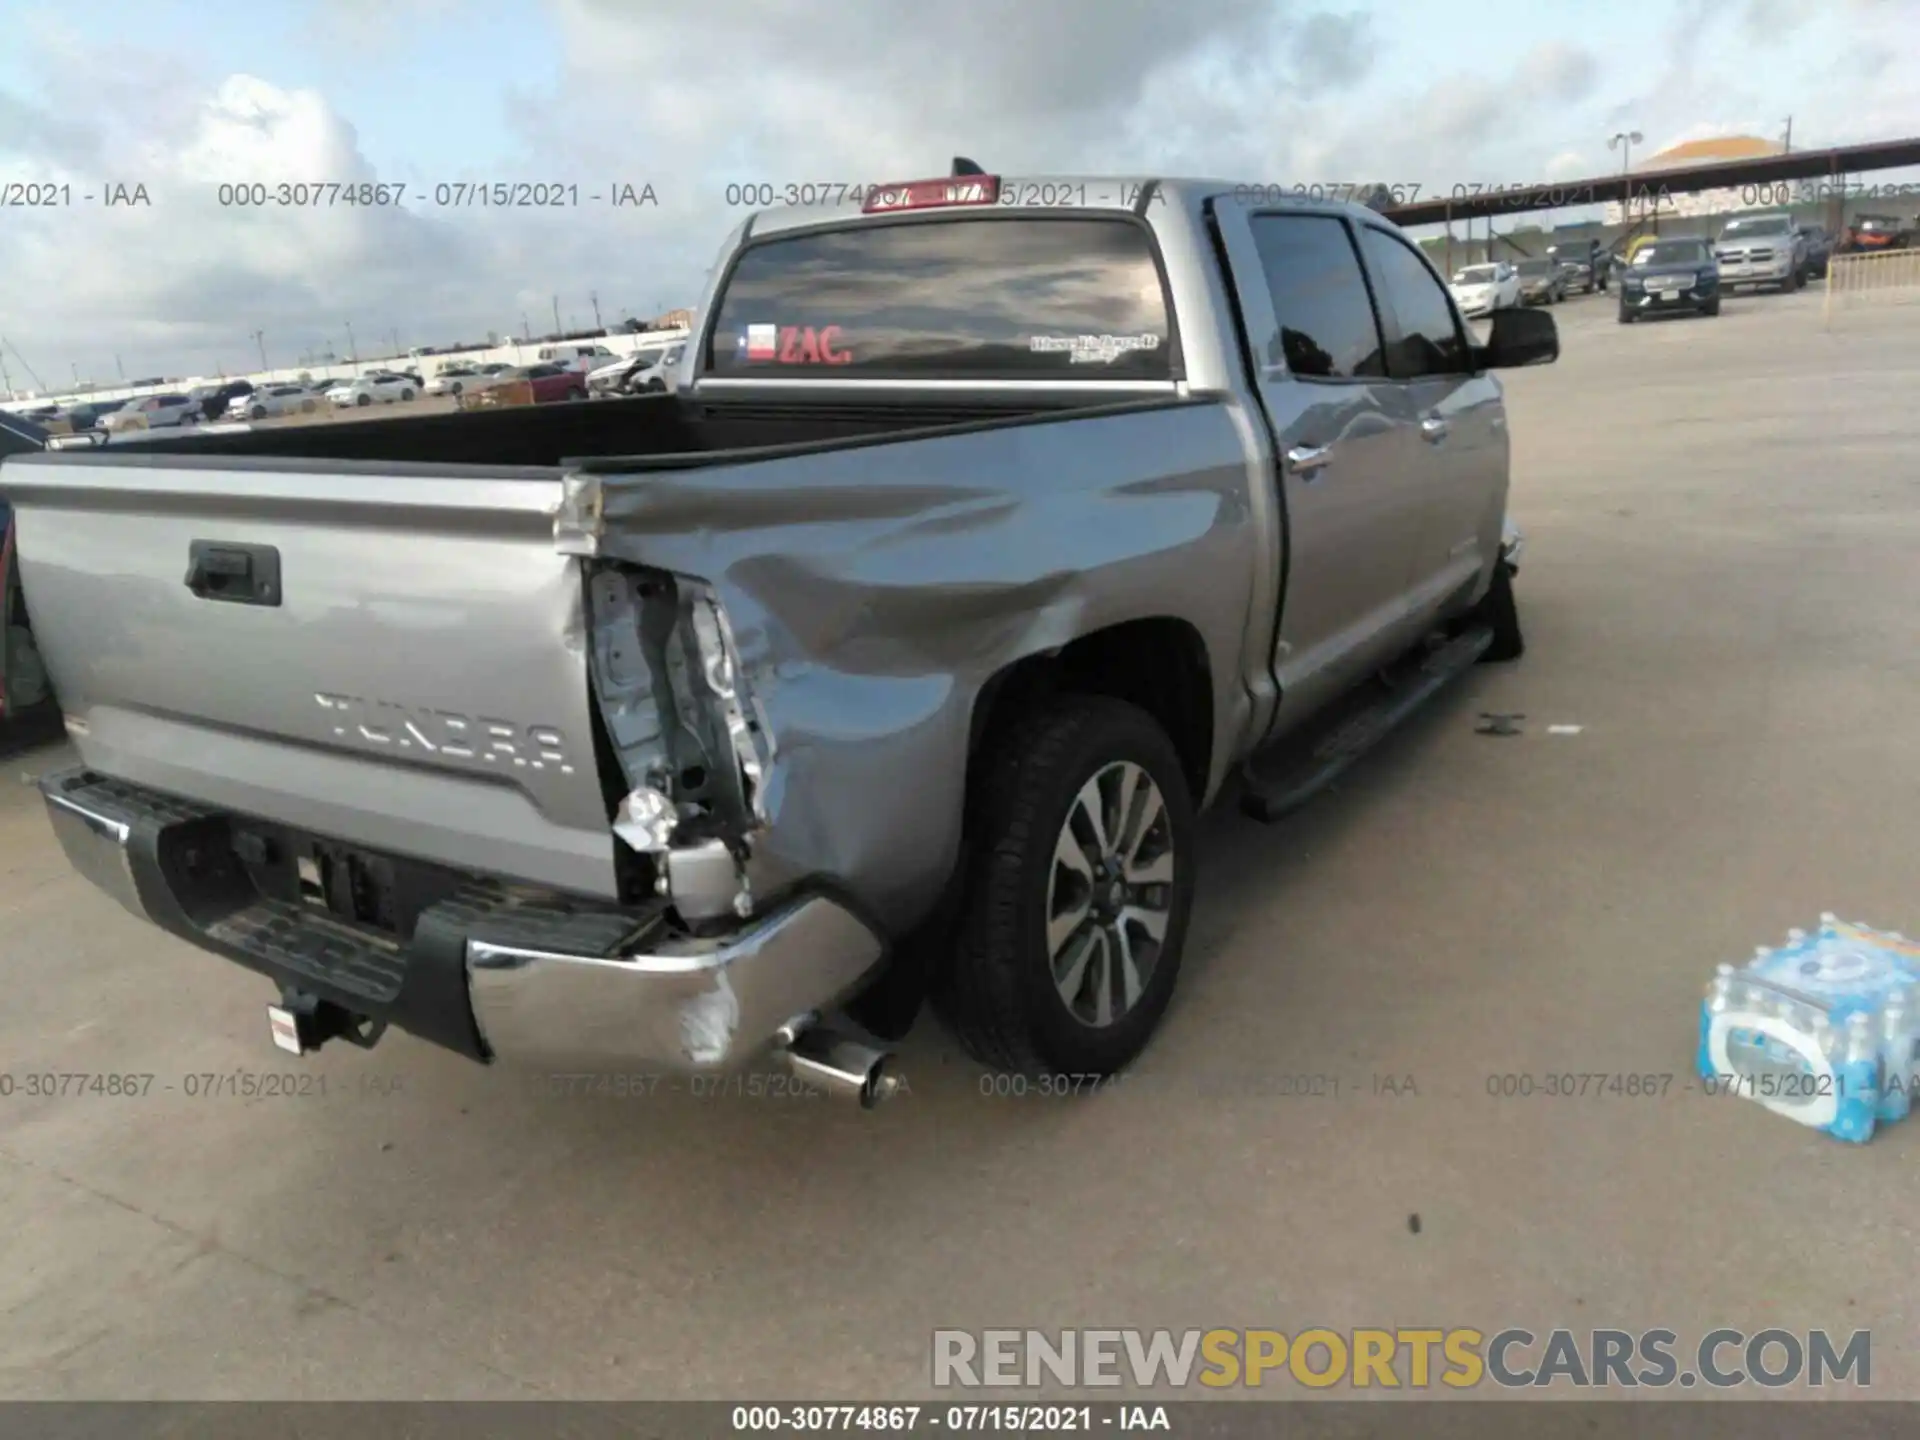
[{"left": 705, "top": 216, "right": 1175, "bottom": 380}]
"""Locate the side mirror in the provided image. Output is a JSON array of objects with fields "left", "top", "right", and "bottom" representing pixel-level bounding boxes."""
[{"left": 1479, "top": 307, "right": 1558, "bottom": 369}]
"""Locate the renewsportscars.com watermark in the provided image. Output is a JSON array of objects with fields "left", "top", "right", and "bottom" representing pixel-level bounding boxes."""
[{"left": 932, "top": 1328, "right": 1871, "bottom": 1391}]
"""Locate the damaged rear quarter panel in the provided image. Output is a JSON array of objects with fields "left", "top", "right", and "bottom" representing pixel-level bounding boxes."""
[{"left": 594, "top": 400, "right": 1261, "bottom": 936}]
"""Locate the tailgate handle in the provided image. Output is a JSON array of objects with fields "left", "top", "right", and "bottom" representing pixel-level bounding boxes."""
[{"left": 185, "top": 541, "right": 281, "bottom": 606}]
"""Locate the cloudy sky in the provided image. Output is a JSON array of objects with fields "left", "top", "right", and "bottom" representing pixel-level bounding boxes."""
[{"left": 1, "top": 0, "right": 1915, "bottom": 387}]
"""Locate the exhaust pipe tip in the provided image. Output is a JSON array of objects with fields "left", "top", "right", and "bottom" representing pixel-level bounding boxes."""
[{"left": 776, "top": 1023, "right": 902, "bottom": 1109}]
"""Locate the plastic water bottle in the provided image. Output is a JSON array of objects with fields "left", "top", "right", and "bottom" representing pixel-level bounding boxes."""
[
  {"left": 1834, "top": 1012, "right": 1882, "bottom": 1143},
  {"left": 1881, "top": 987, "right": 1915, "bottom": 1123},
  {"left": 1811, "top": 1010, "right": 1837, "bottom": 1061},
  {"left": 1698, "top": 967, "right": 1738, "bottom": 1080}
]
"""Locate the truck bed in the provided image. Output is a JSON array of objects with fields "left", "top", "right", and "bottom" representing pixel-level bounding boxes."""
[
  {"left": 3, "top": 387, "right": 1225, "bottom": 920},
  {"left": 53, "top": 391, "right": 1114, "bottom": 470}
]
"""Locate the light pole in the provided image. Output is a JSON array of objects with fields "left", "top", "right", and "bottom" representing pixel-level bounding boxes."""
[
  {"left": 1609, "top": 129, "right": 1644, "bottom": 175},
  {"left": 1781, "top": 116, "right": 1793, "bottom": 154},
  {"left": 252, "top": 329, "right": 268, "bottom": 372},
  {"left": 1609, "top": 130, "right": 1645, "bottom": 231},
  {"left": 344, "top": 320, "right": 358, "bottom": 363}
]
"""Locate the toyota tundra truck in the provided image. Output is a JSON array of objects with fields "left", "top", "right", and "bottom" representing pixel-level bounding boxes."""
[{"left": 3, "top": 170, "right": 1556, "bottom": 1106}]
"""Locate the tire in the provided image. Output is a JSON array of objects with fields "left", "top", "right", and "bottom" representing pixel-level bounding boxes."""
[
  {"left": 1701, "top": 298, "right": 1721, "bottom": 317},
  {"left": 1617, "top": 305, "right": 1633, "bottom": 324},
  {"left": 1473, "top": 560, "right": 1525, "bottom": 662},
  {"left": 401, "top": 389, "right": 414, "bottom": 401},
  {"left": 355, "top": 393, "right": 371, "bottom": 407},
  {"left": 250, "top": 406, "right": 266, "bottom": 419},
  {"left": 935, "top": 695, "right": 1196, "bottom": 1079}
]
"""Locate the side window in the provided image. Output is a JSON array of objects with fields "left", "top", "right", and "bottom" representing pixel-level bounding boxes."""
[
  {"left": 1356, "top": 227, "right": 1472, "bottom": 380},
  {"left": 1246, "top": 214, "right": 1386, "bottom": 379}
]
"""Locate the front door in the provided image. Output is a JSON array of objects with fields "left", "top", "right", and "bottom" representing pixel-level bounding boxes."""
[
  {"left": 1351, "top": 223, "right": 1508, "bottom": 623},
  {"left": 1213, "top": 203, "right": 1431, "bottom": 728}
]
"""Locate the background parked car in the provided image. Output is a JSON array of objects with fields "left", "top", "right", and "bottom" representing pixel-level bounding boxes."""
[
  {"left": 104, "top": 394, "right": 201, "bottom": 430},
  {"left": 1448, "top": 262, "right": 1521, "bottom": 317},
  {"left": 586, "top": 345, "right": 683, "bottom": 397},
  {"left": 625, "top": 344, "right": 683, "bottom": 393},
  {"left": 1515, "top": 258, "right": 1568, "bottom": 305},
  {"left": 1713, "top": 213, "right": 1807, "bottom": 291},
  {"left": 1618, "top": 237, "right": 1721, "bottom": 323},
  {"left": 188, "top": 380, "right": 255, "bottom": 422},
  {"left": 1840, "top": 213, "right": 1912, "bottom": 253},
  {"left": 425, "top": 362, "right": 514, "bottom": 397},
  {"left": 60, "top": 399, "right": 126, "bottom": 430},
  {"left": 1547, "top": 243, "right": 1600, "bottom": 295},
  {"left": 1795, "top": 225, "right": 1834, "bottom": 278},
  {"left": 514, "top": 363, "right": 589, "bottom": 404},
  {"left": 326, "top": 372, "right": 418, "bottom": 407},
  {"left": 537, "top": 343, "right": 617, "bottom": 373},
  {"left": 229, "top": 383, "right": 320, "bottom": 420}
]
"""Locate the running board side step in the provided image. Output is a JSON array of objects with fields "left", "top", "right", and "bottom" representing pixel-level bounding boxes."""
[{"left": 1239, "top": 625, "right": 1493, "bottom": 824}]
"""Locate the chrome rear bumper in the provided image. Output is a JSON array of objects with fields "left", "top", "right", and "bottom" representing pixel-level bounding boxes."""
[
  {"left": 466, "top": 898, "right": 885, "bottom": 1071},
  {"left": 40, "top": 766, "right": 887, "bottom": 1074}
]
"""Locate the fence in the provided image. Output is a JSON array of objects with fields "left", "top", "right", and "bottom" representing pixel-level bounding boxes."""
[{"left": 1823, "top": 248, "right": 1920, "bottom": 326}]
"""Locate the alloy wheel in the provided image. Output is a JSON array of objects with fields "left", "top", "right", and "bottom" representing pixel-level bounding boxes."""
[{"left": 1045, "top": 761, "right": 1177, "bottom": 1028}]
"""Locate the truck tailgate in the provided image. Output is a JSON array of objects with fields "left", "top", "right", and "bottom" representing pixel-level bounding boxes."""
[{"left": 3, "top": 455, "right": 619, "bottom": 898}]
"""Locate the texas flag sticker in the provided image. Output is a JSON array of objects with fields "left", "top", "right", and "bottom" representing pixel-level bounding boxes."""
[{"left": 745, "top": 323, "right": 778, "bottom": 361}]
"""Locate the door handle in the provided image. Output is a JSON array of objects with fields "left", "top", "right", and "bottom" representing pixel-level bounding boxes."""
[
  {"left": 1285, "top": 443, "right": 1332, "bottom": 477},
  {"left": 185, "top": 540, "right": 281, "bottom": 606},
  {"left": 1420, "top": 416, "right": 1451, "bottom": 443}
]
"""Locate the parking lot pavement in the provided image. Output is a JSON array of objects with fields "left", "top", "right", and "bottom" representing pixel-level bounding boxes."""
[{"left": 3, "top": 284, "right": 1917, "bottom": 1400}]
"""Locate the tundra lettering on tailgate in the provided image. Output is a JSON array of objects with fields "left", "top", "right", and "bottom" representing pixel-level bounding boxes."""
[{"left": 315, "top": 693, "right": 575, "bottom": 774}]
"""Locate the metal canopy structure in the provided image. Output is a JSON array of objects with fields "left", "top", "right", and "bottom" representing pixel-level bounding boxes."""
[{"left": 1380, "top": 135, "right": 1920, "bottom": 229}]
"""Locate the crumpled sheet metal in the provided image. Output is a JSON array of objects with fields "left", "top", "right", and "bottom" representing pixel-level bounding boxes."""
[{"left": 594, "top": 401, "right": 1259, "bottom": 936}]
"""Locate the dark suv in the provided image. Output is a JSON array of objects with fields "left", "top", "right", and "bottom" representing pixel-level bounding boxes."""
[
  {"left": 1618, "top": 238, "right": 1721, "bottom": 322},
  {"left": 1796, "top": 225, "right": 1833, "bottom": 279}
]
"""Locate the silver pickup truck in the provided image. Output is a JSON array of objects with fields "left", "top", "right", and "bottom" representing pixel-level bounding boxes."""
[{"left": 2, "top": 171, "right": 1556, "bottom": 1106}]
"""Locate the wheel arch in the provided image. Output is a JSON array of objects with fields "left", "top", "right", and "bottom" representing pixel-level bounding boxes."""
[{"left": 967, "top": 617, "right": 1215, "bottom": 808}]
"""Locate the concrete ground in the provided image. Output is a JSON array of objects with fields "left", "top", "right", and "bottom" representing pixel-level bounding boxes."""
[{"left": 2, "top": 284, "right": 1917, "bottom": 1400}]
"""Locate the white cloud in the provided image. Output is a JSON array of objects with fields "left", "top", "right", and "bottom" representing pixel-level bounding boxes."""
[{"left": 1, "top": 0, "right": 1917, "bottom": 384}]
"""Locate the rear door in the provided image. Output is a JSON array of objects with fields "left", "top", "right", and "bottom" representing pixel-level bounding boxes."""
[
  {"left": 4, "top": 455, "right": 618, "bottom": 897},
  {"left": 1212, "top": 203, "right": 1428, "bottom": 722},
  {"left": 1351, "top": 222, "right": 1506, "bottom": 621}
]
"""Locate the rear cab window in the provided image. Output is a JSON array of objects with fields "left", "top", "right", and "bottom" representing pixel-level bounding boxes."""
[{"left": 702, "top": 215, "right": 1177, "bottom": 381}]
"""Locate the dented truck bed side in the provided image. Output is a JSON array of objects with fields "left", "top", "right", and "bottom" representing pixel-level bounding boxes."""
[{"left": 571, "top": 393, "right": 1269, "bottom": 936}]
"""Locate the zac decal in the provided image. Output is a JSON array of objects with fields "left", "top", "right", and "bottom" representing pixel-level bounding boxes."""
[{"left": 739, "top": 322, "right": 852, "bottom": 365}]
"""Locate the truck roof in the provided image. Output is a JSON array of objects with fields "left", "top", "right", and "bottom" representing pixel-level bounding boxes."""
[{"left": 740, "top": 174, "right": 1388, "bottom": 239}]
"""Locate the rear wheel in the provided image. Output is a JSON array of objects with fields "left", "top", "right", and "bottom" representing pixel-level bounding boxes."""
[
  {"left": 935, "top": 696, "right": 1196, "bottom": 1079},
  {"left": 355, "top": 393, "right": 371, "bottom": 407},
  {"left": 400, "top": 388, "right": 414, "bottom": 401}
]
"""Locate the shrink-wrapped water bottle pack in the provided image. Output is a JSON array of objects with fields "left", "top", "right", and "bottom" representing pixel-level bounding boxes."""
[{"left": 1696, "top": 914, "right": 1920, "bottom": 1143}]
